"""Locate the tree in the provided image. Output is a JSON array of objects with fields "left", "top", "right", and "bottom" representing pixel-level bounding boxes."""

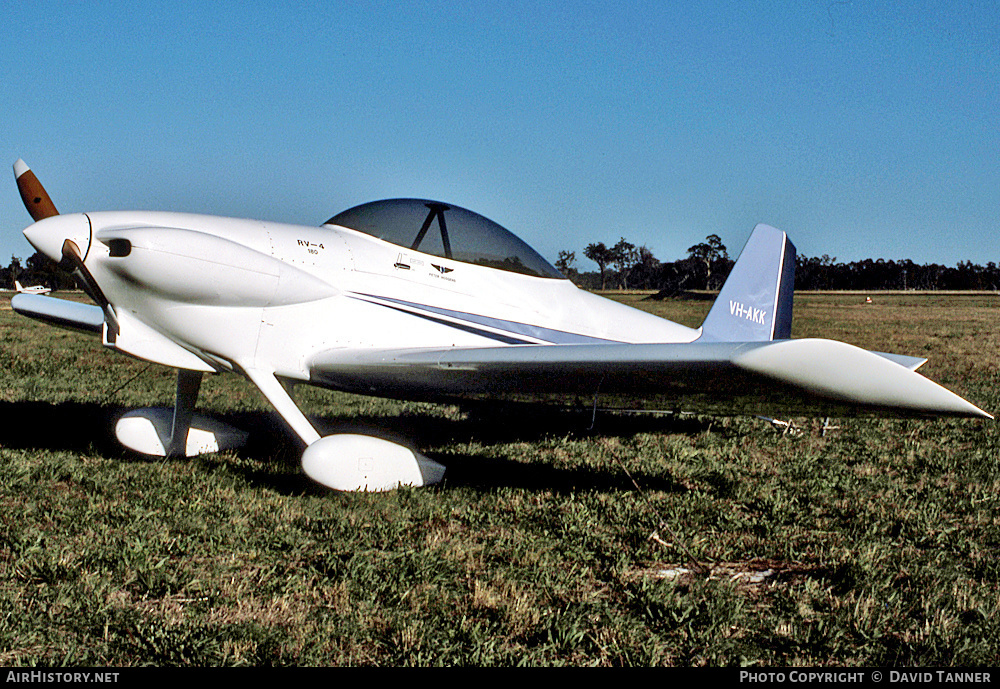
[
  {"left": 8, "top": 255, "right": 21, "bottom": 285},
  {"left": 583, "top": 242, "right": 614, "bottom": 289},
  {"left": 686, "top": 234, "right": 729, "bottom": 289},
  {"left": 609, "top": 238, "right": 639, "bottom": 289},
  {"left": 631, "top": 245, "right": 661, "bottom": 289},
  {"left": 555, "top": 250, "right": 577, "bottom": 279}
]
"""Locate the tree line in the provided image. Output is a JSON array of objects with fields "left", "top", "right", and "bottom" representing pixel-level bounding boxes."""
[
  {"left": 3, "top": 242, "right": 999, "bottom": 294},
  {"left": 556, "top": 237, "right": 1000, "bottom": 293},
  {"left": 1, "top": 253, "right": 78, "bottom": 291}
]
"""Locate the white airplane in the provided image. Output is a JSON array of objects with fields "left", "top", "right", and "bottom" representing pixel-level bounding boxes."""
[
  {"left": 10, "top": 158, "right": 992, "bottom": 491},
  {"left": 14, "top": 280, "right": 51, "bottom": 295}
]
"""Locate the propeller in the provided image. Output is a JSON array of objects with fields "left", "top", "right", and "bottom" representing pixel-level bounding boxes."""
[
  {"left": 60, "top": 235, "right": 119, "bottom": 338},
  {"left": 14, "top": 159, "right": 59, "bottom": 221},
  {"left": 61, "top": 238, "right": 110, "bottom": 306},
  {"left": 13, "top": 159, "right": 119, "bottom": 337}
]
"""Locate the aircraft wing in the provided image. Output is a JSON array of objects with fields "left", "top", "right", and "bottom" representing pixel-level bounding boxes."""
[
  {"left": 10, "top": 292, "right": 979, "bottom": 418},
  {"left": 11, "top": 293, "right": 104, "bottom": 334},
  {"left": 309, "top": 339, "right": 990, "bottom": 419}
]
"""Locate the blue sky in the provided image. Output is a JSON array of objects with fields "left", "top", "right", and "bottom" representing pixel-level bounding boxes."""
[{"left": 2, "top": 1, "right": 998, "bottom": 271}]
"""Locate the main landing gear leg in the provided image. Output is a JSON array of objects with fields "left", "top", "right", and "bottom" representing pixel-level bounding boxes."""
[
  {"left": 166, "top": 370, "right": 202, "bottom": 457},
  {"left": 242, "top": 367, "right": 445, "bottom": 492}
]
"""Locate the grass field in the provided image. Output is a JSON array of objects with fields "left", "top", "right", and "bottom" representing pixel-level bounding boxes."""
[{"left": 1, "top": 291, "right": 999, "bottom": 666}]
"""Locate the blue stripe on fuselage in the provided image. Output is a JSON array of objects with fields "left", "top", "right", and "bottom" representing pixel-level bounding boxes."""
[{"left": 351, "top": 293, "right": 622, "bottom": 345}]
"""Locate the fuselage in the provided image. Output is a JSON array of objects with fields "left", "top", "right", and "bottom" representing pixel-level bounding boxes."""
[{"left": 24, "top": 206, "right": 699, "bottom": 390}]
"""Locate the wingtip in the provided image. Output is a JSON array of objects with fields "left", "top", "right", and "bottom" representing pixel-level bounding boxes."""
[
  {"left": 973, "top": 407, "right": 994, "bottom": 421},
  {"left": 733, "top": 338, "right": 994, "bottom": 420},
  {"left": 13, "top": 158, "right": 29, "bottom": 179}
]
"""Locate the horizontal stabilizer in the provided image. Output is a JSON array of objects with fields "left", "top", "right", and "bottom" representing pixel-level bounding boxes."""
[
  {"left": 11, "top": 293, "right": 104, "bottom": 333},
  {"left": 872, "top": 351, "right": 927, "bottom": 371}
]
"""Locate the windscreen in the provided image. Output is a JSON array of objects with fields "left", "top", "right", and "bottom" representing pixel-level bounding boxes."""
[{"left": 325, "top": 199, "right": 564, "bottom": 279}]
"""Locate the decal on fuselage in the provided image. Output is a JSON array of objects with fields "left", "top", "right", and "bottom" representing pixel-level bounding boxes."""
[
  {"left": 729, "top": 300, "right": 767, "bottom": 325},
  {"left": 297, "top": 239, "right": 325, "bottom": 255},
  {"left": 393, "top": 253, "right": 455, "bottom": 282}
]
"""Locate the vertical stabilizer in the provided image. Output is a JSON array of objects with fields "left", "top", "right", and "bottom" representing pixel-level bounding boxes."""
[{"left": 699, "top": 224, "right": 795, "bottom": 342}]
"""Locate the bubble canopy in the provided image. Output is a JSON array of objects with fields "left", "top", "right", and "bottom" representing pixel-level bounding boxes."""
[{"left": 325, "top": 199, "right": 565, "bottom": 279}]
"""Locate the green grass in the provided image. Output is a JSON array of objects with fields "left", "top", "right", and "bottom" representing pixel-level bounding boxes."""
[{"left": 0, "top": 291, "right": 999, "bottom": 666}]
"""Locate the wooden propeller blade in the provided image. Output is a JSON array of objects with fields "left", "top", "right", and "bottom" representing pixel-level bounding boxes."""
[
  {"left": 62, "top": 239, "right": 109, "bottom": 308},
  {"left": 14, "top": 159, "right": 58, "bottom": 221},
  {"left": 61, "top": 238, "right": 119, "bottom": 337}
]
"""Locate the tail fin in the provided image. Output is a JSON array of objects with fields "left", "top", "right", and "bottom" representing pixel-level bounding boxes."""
[
  {"left": 14, "top": 280, "right": 23, "bottom": 293},
  {"left": 699, "top": 224, "right": 795, "bottom": 342}
]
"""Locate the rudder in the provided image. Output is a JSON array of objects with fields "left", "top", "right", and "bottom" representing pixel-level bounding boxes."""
[{"left": 698, "top": 224, "right": 795, "bottom": 342}]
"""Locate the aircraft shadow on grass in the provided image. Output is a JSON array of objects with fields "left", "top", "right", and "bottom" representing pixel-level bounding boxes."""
[{"left": 0, "top": 399, "right": 695, "bottom": 495}]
